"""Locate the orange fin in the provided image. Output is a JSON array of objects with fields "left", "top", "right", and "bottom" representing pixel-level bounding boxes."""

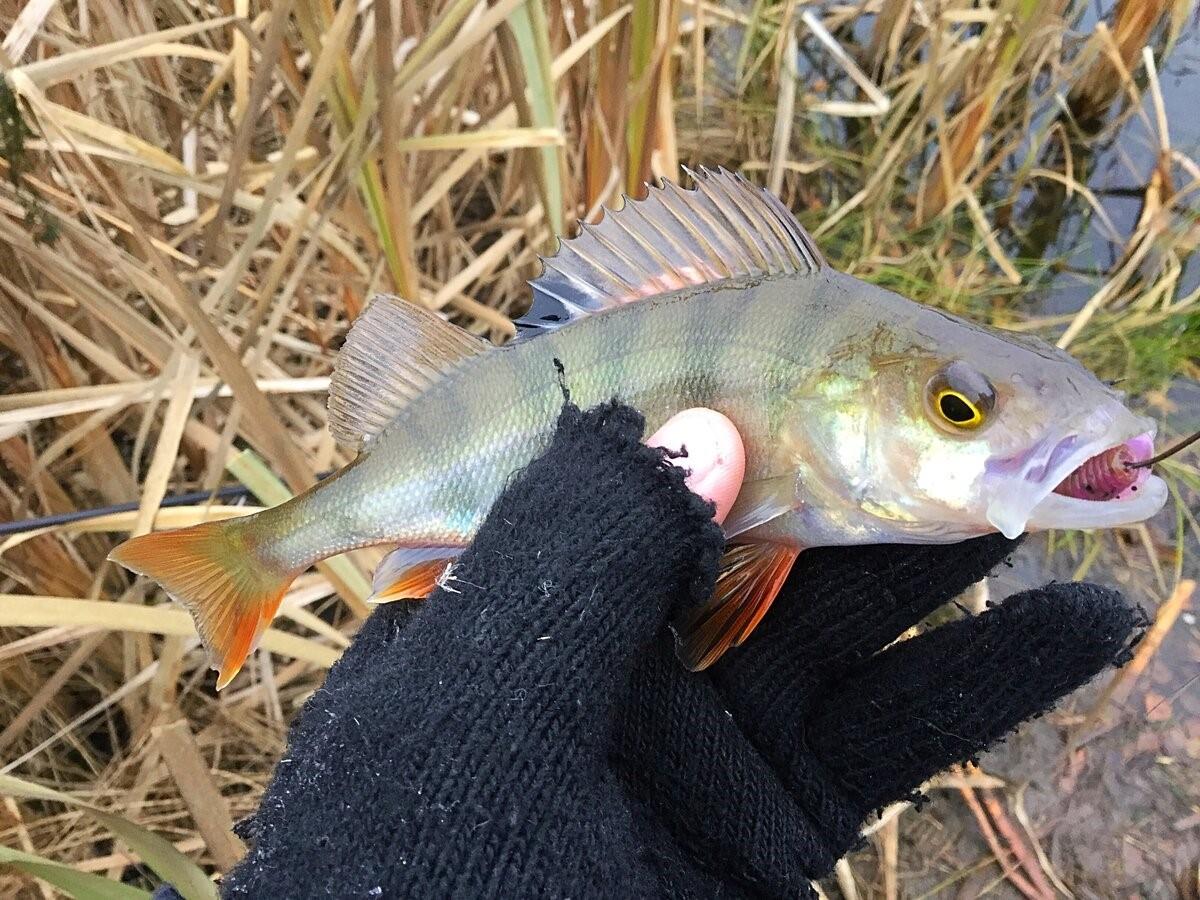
[
  {"left": 108, "top": 520, "right": 296, "bottom": 689},
  {"left": 675, "top": 543, "right": 800, "bottom": 671},
  {"left": 368, "top": 546, "right": 464, "bottom": 602}
]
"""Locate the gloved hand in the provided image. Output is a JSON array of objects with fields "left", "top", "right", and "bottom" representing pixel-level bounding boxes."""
[{"left": 215, "top": 402, "right": 1144, "bottom": 899}]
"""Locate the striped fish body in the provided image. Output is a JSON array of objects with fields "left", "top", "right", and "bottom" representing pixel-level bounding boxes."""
[{"left": 280, "top": 272, "right": 844, "bottom": 563}]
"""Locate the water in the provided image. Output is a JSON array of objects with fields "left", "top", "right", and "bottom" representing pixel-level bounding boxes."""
[{"left": 1046, "top": 10, "right": 1200, "bottom": 315}]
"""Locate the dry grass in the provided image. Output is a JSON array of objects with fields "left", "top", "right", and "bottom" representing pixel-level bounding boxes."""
[{"left": 0, "top": 0, "right": 1196, "bottom": 896}]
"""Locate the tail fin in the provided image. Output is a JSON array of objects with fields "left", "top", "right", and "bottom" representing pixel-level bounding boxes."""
[{"left": 108, "top": 519, "right": 296, "bottom": 689}]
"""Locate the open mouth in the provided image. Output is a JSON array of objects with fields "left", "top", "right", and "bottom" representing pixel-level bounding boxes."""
[
  {"left": 987, "top": 426, "right": 1169, "bottom": 538},
  {"left": 1051, "top": 433, "right": 1154, "bottom": 501}
]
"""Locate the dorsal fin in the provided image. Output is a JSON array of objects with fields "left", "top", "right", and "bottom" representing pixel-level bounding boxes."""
[
  {"left": 328, "top": 295, "right": 487, "bottom": 450},
  {"left": 515, "top": 166, "right": 824, "bottom": 339}
]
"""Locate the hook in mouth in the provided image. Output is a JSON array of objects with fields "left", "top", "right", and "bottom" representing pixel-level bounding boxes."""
[{"left": 986, "top": 427, "right": 1168, "bottom": 538}]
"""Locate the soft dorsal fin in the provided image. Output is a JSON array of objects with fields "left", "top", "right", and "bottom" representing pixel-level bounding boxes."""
[
  {"left": 328, "top": 295, "right": 487, "bottom": 450},
  {"left": 515, "top": 166, "right": 824, "bottom": 339}
]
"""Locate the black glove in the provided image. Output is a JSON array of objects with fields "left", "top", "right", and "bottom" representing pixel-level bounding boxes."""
[{"left": 215, "top": 402, "right": 1143, "bottom": 898}]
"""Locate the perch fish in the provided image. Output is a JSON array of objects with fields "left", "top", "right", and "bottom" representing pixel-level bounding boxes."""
[{"left": 110, "top": 168, "right": 1168, "bottom": 688}]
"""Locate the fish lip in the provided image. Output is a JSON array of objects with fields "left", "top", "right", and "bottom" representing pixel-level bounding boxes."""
[
  {"left": 1025, "top": 473, "right": 1167, "bottom": 532},
  {"left": 986, "top": 418, "right": 1166, "bottom": 538}
]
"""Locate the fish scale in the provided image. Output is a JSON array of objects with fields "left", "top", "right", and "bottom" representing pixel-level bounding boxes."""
[{"left": 109, "top": 168, "right": 1167, "bottom": 689}]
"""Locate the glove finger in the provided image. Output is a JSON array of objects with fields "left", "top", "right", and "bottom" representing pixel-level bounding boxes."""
[
  {"left": 712, "top": 534, "right": 1020, "bottom": 720},
  {"left": 803, "top": 582, "right": 1145, "bottom": 829},
  {"left": 614, "top": 634, "right": 836, "bottom": 894}
]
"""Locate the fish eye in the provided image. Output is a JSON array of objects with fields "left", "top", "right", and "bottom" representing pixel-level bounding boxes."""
[
  {"left": 926, "top": 362, "right": 995, "bottom": 432},
  {"left": 937, "top": 391, "right": 982, "bottom": 426}
]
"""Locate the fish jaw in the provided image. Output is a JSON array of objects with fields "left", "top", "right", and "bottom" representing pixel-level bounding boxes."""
[{"left": 984, "top": 416, "right": 1167, "bottom": 539}]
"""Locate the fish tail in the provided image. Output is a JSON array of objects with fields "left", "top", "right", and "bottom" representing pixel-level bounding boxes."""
[{"left": 108, "top": 516, "right": 297, "bottom": 689}]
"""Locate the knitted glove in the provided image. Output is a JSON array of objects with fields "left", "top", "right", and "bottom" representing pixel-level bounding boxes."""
[
  {"left": 614, "top": 541, "right": 1144, "bottom": 896},
  {"left": 215, "top": 402, "right": 1144, "bottom": 899},
  {"left": 221, "top": 401, "right": 724, "bottom": 897}
]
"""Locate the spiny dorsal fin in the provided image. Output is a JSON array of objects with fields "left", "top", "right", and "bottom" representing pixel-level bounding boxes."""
[
  {"left": 328, "top": 296, "right": 487, "bottom": 450},
  {"left": 515, "top": 166, "right": 824, "bottom": 339}
]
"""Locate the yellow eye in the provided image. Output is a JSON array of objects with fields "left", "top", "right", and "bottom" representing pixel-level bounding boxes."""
[
  {"left": 935, "top": 389, "right": 983, "bottom": 428},
  {"left": 926, "top": 362, "right": 995, "bottom": 432}
]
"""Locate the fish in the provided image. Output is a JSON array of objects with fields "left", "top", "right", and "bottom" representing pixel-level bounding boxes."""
[{"left": 108, "top": 167, "right": 1169, "bottom": 688}]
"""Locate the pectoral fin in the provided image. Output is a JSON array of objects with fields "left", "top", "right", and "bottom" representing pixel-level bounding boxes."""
[
  {"left": 674, "top": 543, "right": 800, "bottom": 671},
  {"left": 720, "top": 473, "right": 798, "bottom": 539}
]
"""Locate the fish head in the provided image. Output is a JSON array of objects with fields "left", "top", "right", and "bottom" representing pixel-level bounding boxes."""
[{"left": 793, "top": 311, "right": 1167, "bottom": 543}]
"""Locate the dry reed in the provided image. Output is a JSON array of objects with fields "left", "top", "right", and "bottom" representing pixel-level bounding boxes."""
[{"left": 0, "top": 1, "right": 1196, "bottom": 896}]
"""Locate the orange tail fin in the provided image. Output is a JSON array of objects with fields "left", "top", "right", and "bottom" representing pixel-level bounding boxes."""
[{"left": 108, "top": 520, "right": 296, "bottom": 689}]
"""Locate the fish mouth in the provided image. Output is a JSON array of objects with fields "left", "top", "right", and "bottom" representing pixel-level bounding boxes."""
[{"left": 986, "top": 423, "right": 1168, "bottom": 539}]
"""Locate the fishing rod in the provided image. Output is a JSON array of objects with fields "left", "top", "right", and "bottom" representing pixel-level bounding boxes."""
[
  {"left": 2, "top": 428, "right": 1197, "bottom": 539},
  {"left": 0, "top": 471, "right": 335, "bottom": 537},
  {"left": 1126, "top": 428, "right": 1200, "bottom": 470}
]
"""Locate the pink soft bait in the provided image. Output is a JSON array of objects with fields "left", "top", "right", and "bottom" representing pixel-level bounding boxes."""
[
  {"left": 1053, "top": 429, "right": 1200, "bottom": 503},
  {"left": 1052, "top": 435, "right": 1150, "bottom": 501}
]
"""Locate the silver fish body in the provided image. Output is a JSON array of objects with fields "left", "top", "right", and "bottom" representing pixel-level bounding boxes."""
[{"left": 109, "top": 168, "right": 1167, "bottom": 687}]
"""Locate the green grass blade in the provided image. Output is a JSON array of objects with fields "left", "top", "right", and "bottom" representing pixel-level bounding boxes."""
[
  {"left": 507, "top": 1, "right": 564, "bottom": 235},
  {"left": 0, "top": 773, "right": 217, "bottom": 900},
  {"left": 392, "top": 0, "right": 479, "bottom": 88},
  {"left": 625, "top": 0, "right": 657, "bottom": 193},
  {"left": 0, "top": 845, "right": 151, "bottom": 900}
]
